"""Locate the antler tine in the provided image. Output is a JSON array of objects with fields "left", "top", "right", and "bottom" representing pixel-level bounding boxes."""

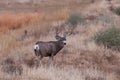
[
  {"left": 63, "top": 31, "right": 72, "bottom": 37},
  {"left": 55, "top": 27, "right": 60, "bottom": 36}
]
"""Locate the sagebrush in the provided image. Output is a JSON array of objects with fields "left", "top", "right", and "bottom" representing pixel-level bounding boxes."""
[
  {"left": 66, "top": 14, "right": 85, "bottom": 27},
  {"left": 113, "top": 7, "right": 120, "bottom": 15},
  {"left": 94, "top": 27, "right": 120, "bottom": 50}
]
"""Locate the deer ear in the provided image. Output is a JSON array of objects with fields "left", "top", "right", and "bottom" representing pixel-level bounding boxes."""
[{"left": 55, "top": 35, "right": 61, "bottom": 40}]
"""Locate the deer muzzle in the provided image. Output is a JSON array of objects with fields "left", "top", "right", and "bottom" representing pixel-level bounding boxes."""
[{"left": 63, "top": 40, "right": 66, "bottom": 45}]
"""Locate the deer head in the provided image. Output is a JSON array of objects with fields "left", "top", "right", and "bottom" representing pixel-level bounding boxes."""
[{"left": 55, "top": 28, "right": 66, "bottom": 45}]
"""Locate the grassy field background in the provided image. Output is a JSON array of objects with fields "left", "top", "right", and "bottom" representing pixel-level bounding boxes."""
[{"left": 0, "top": 0, "right": 120, "bottom": 80}]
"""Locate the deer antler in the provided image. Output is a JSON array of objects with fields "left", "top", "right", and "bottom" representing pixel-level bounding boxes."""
[{"left": 55, "top": 27, "right": 60, "bottom": 36}]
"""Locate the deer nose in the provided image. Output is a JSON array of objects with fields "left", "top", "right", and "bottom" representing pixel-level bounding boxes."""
[
  {"left": 64, "top": 43, "right": 66, "bottom": 45},
  {"left": 63, "top": 41, "right": 66, "bottom": 45}
]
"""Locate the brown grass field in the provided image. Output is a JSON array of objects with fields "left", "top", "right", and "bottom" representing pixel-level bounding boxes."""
[{"left": 0, "top": 0, "right": 120, "bottom": 80}]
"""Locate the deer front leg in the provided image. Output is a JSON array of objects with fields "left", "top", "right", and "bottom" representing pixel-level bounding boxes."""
[{"left": 49, "top": 53, "right": 54, "bottom": 66}]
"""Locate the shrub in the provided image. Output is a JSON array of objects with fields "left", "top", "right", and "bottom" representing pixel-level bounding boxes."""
[
  {"left": 66, "top": 14, "right": 85, "bottom": 28},
  {"left": 2, "top": 57, "right": 23, "bottom": 75},
  {"left": 113, "top": 7, "right": 120, "bottom": 15},
  {"left": 94, "top": 27, "right": 120, "bottom": 50},
  {"left": 97, "top": 14, "right": 113, "bottom": 25},
  {"left": 66, "top": 14, "right": 85, "bottom": 34},
  {"left": 3, "top": 64, "right": 23, "bottom": 75}
]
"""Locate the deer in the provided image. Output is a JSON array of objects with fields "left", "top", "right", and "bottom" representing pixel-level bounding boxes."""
[{"left": 33, "top": 31, "right": 67, "bottom": 66}]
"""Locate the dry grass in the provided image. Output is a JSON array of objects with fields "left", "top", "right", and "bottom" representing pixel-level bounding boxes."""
[
  {"left": 0, "top": 65, "right": 108, "bottom": 80},
  {"left": 0, "top": 0, "right": 120, "bottom": 80},
  {"left": 0, "top": 22, "right": 119, "bottom": 80},
  {"left": 0, "top": 10, "right": 68, "bottom": 33}
]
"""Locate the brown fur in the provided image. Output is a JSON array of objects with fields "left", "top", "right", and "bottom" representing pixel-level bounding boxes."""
[{"left": 34, "top": 34, "right": 66, "bottom": 63}]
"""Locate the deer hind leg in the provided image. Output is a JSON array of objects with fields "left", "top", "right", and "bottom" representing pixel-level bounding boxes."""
[
  {"left": 34, "top": 55, "right": 43, "bottom": 68},
  {"left": 38, "top": 55, "right": 43, "bottom": 65},
  {"left": 34, "top": 57, "right": 39, "bottom": 68}
]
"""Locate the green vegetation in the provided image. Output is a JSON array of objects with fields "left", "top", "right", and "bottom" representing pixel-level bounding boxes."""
[
  {"left": 66, "top": 14, "right": 85, "bottom": 34},
  {"left": 113, "top": 7, "right": 120, "bottom": 15},
  {"left": 66, "top": 14, "right": 85, "bottom": 28},
  {"left": 94, "top": 27, "right": 120, "bottom": 50}
]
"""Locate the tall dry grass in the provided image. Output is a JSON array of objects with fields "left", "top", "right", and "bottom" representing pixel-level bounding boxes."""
[
  {"left": 0, "top": 10, "right": 68, "bottom": 33},
  {"left": 0, "top": 0, "right": 120, "bottom": 80},
  {"left": 0, "top": 65, "right": 111, "bottom": 80},
  {"left": 0, "top": 20, "right": 119, "bottom": 80}
]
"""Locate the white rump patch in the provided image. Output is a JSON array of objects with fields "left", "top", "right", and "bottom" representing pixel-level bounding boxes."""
[{"left": 34, "top": 44, "right": 39, "bottom": 50}]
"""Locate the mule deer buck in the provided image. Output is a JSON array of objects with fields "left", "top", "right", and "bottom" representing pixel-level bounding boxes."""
[{"left": 33, "top": 32, "right": 67, "bottom": 65}]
